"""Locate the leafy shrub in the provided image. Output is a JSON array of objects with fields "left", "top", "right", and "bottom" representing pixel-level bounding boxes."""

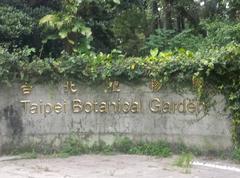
[
  {"left": 144, "top": 29, "right": 175, "bottom": 52},
  {"left": 129, "top": 141, "right": 172, "bottom": 157},
  {"left": 112, "top": 6, "right": 153, "bottom": 56},
  {"left": 61, "top": 134, "right": 88, "bottom": 155},
  {"left": 175, "top": 153, "right": 193, "bottom": 168},
  {"left": 112, "top": 137, "right": 134, "bottom": 153},
  {"left": 90, "top": 140, "right": 113, "bottom": 154},
  {"left": 175, "top": 152, "right": 193, "bottom": 173},
  {"left": 39, "top": 0, "right": 92, "bottom": 54},
  {"left": 59, "top": 136, "right": 171, "bottom": 157},
  {"left": 203, "top": 20, "right": 240, "bottom": 47},
  {"left": 144, "top": 28, "right": 204, "bottom": 52},
  {"left": 0, "top": 5, "right": 34, "bottom": 40},
  {"left": 0, "top": 46, "right": 34, "bottom": 84},
  {"left": 145, "top": 21, "right": 240, "bottom": 52},
  {"left": 233, "top": 147, "right": 240, "bottom": 161},
  {"left": 169, "top": 29, "right": 203, "bottom": 51}
]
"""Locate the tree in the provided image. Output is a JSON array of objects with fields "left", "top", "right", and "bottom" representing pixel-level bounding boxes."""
[{"left": 163, "top": 0, "right": 174, "bottom": 29}]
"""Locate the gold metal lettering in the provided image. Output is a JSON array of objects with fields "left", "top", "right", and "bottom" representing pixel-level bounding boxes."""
[
  {"left": 187, "top": 101, "right": 196, "bottom": 113},
  {"left": 197, "top": 102, "right": 205, "bottom": 113},
  {"left": 117, "top": 99, "right": 121, "bottom": 112},
  {"left": 20, "top": 83, "right": 32, "bottom": 95},
  {"left": 162, "top": 102, "right": 170, "bottom": 113},
  {"left": 85, "top": 102, "right": 93, "bottom": 113},
  {"left": 99, "top": 102, "right": 108, "bottom": 113},
  {"left": 110, "top": 102, "right": 117, "bottom": 113},
  {"left": 150, "top": 98, "right": 161, "bottom": 113},
  {"left": 93, "top": 102, "right": 98, "bottom": 112},
  {"left": 20, "top": 100, "right": 30, "bottom": 112},
  {"left": 64, "top": 81, "right": 77, "bottom": 94},
  {"left": 63, "top": 100, "right": 67, "bottom": 113},
  {"left": 173, "top": 103, "right": 178, "bottom": 113},
  {"left": 131, "top": 102, "right": 139, "bottom": 113},
  {"left": 72, "top": 99, "right": 82, "bottom": 113},
  {"left": 54, "top": 103, "right": 63, "bottom": 113},
  {"left": 44, "top": 103, "right": 52, "bottom": 115},
  {"left": 30, "top": 103, "right": 38, "bottom": 114},
  {"left": 39, "top": 100, "right": 43, "bottom": 114},
  {"left": 122, "top": 102, "right": 130, "bottom": 113},
  {"left": 177, "top": 99, "right": 186, "bottom": 113}
]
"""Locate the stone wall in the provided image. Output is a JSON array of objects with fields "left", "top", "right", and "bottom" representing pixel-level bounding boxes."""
[{"left": 0, "top": 82, "right": 232, "bottom": 153}]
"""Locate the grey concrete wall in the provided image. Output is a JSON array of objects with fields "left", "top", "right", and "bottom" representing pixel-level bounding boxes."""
[{"left": 0, "top": 82, "right": 233, "bottom": 153}]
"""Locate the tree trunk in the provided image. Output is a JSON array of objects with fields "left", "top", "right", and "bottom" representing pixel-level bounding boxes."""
[
  {"left": 176, "top": 10, "right": 184, "bottom": 32},
  {"left": 178, "top": 6, "right": 207, "bottom": 37},
  {"left": 151, "top": 0, "right": 162, "bottom": 30},
  {"left": 164, "top": 0, "right": 173, "bottom": 30},
  {"left": 178, "top": 6, "right": 199, "bottom": 28}
]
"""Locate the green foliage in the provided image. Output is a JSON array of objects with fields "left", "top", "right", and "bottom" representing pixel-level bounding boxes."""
[
  {"left": 175, "top": 153, "right": 193, "bottom": 168},
  {"left": 60, "top": 134, "right": 88, "bottom": 155},
  {"left": 7, "top": 136, "right": 239, "bottom": 161},
  {"left": 114, "top": 138, "right": 170, "bottom": 157},
  {"left": 112, "top": 6, "right": 153, "bottom": 56},
  {"left": 0, "top": 5, "right": 34, "bottom": 40},
  {"left": 144, "top": 29, "right": 175, "bottom": 52},
  {"left": 0, "top": 42, "right": 239, "bottom": 89},
  {"left": 0, "top": 46, "right": 33, "bottom": 85},
  {"left": 90, "top": 140, "right": 113, "bottom": 154},
  {"left": 233, "top": 147, "right": 240, "bottom": 162},
  {"left": 145, "top": 28, "right": 205, "bottom": 52},
  {"left": 0, "top": 3, "right": 55, "bottom": 55},
  {"left": 175, "top": 152, "right": 193, "bottom": 173},
  {"left": 112, "top": 137, "right": 134, "bottom": 153},
  {"left": 129, "top": 141, "right": 172, "bottom": 157},
  {"left": 203, "top": 20, "right": 240, "bottom": 47},
  {"left": 145, "top": 21, "right": 240, "bottom": 53},
  {"left": 60, "top": 136, "right": 171, "bottom": 157},
  {"left": 39, "top": 0, "right": 92, "bottom": 53},
  {"left": 20, "top": 150, "right": 38, "bottom": 159},
  {"left": 28, "top": 6, "right": 54, "bottom": 21},
  {"left": 169, "top": 29, "right": 203, "bottom": 51}
]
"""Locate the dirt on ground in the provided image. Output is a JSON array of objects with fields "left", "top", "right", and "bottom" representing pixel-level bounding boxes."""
[{"left": 0, "top": 155, "right": 239, "bottom": 178}]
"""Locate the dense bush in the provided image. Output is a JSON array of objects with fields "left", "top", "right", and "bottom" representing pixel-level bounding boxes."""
[
  {"left": 203, "top": 20, "right": 240, "bottom": 47},
  {"left": 112, "top": 7, "right": 153, "bottom": 56},
  {"left": 233, "top": 147, "right": 240, "bottom": 162},
  {"left": 144, "top": 21, "right": 240, "bottom": 53},
  {"left": 144, "top": 28, "right": 205, "bottom": 52},
  {"left": 0, "top": 5, "right": 34, "bottom": 40},
  {"left": 144, "top": 29, "right": 176, "bottom": 52},
  {"left": 0, "top": 43, "right": 239, "bottom": 86}
]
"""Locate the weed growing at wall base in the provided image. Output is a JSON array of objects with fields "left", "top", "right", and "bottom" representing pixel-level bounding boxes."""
[
  {"left": 7, "top": 136, "right": 240, "bottom": 163},
  {"left": 59, "top": 136, "right": 172, "bottom": 157}
]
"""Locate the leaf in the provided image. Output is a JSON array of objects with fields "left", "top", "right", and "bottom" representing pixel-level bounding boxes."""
[
  {"left": 39, "top": 14, "right": 57, "bottom": 25},
  {"left": 41, "top": 34, "right": 58, "bottom": 43},
  {"left": 131, "top": 63, "right": 136, "bottom": 70},
  {"left": 150, "top": 48, "right": 159, "bottom": 57},
  {"left": 81, "top": 26, "right": 92, "bottom": 38},
  {"left": 72, "top": 22, "right": 83, "bottom": 32},
  {"left": 113, "top": 0, "right": 121, "bottom": 4},
  {"left": 59, "top": 30, "right": 69, "bottom": 39},
  {"left": 68, "top": 39, "right": 75, "bottom": 45}
]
